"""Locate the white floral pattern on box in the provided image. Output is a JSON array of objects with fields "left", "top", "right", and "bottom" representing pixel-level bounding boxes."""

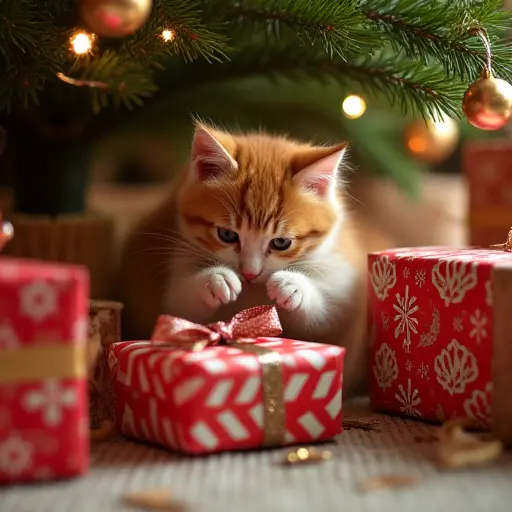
[
  {"left": 20, "top": 280, "right": 58, "bottom": 322},
  {"left": 369, "top": 247, "right": 507, "bottom": 425}
]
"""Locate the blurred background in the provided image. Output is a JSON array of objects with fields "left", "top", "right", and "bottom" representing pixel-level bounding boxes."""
[{"left": 1, "top": 0, "right": 511, "bottom": 297}]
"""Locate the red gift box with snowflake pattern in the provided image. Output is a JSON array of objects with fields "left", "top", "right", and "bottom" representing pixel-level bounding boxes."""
[
  {"left": 108, "top": 306, "right": 345, "bottom": 455},
  {"left": 368, "top": 246, "right": 512, "bottom": 432},
  {"left": 0, "top": 258, "right": 89, "bottom": 483}
]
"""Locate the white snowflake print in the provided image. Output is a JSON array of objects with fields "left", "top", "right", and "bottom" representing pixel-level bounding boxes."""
[
  {"left": 23, "top": 380, "right": 77, "bottom": 427},
  {"left": 381, "top": 312, "right": 389, "bottom": 331},
  {"left": 0, "top": 434, "right": 33, "bottom": 477},
  {"left": 469, "top": 309, "right": 488, "bottom": 344},
  {"left": 405, "top": 360, "right": 413, "bottom": 372},
  {"left": 417, "top": 362, "right": 429, "bottom": 380},
  {"left": 20, "top": 280, "right": 58, "bottom": 322},
  {"left": 453, "top": 316, "right": 463, "bottom": 332},
  {"left": 395, "top": 379, "right": 423, "bottom": 418},
  {"left": 0, "top": 321, "right": 19, "bottom": 349},
  {"left": 393, "top": 285, "right": 419, "bottom": 353},
  {"left": 415, "top": 269, "right": 426, "bottom": 288},
  {"left": 73, "top": 317, "right": 89, "bottom": 342},
  {"left": 403, "top": 267, "right": 410, "bottom": 279}
]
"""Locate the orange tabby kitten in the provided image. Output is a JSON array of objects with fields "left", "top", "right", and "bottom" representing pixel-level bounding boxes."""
[{"left": 119, "top": 122, "right": 392, "bottom": 396}]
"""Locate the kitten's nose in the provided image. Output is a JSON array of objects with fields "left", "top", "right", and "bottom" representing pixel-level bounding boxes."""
[{"left": 241, "top": 271, "right": 260, "bottom": 282}]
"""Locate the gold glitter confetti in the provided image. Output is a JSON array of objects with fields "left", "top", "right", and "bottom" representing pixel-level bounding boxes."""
[
  {"left": 358, "top": 474, "right": 419, "bottom": 492},
  {"left": 123, "top": 489, "right": 187, "bottom": 511},
  {"left": 343, "top": 418, "right": 381, "bottom": 432},
  {"left": 285, "top": 447, "right": 332, "bottom": 465},
  {"left": 438, "top": 418, "right": 503, "bottom": 469}
]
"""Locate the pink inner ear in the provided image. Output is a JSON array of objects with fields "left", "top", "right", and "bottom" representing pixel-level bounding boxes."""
[
  {"left": 294, "top": 149, "right": 345, "bottom": 197},
  {"left": 301, "top": 174, "right": 332, "bottom": 196},
  {"left": 191, "top": 127, "right": 236, "bottom": 181}
]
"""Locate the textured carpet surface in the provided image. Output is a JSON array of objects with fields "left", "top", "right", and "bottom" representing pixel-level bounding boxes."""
[{"left": 2, "top": 400, "right": 512, "bottom": 512}]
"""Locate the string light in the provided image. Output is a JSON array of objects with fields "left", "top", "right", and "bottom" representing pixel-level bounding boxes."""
[
  {"left": 161, "top": 29, "right": 175, "bottom": 42},
  {"left": 70, "top": 31, "right": 94, "bottom": 55},
  {"left": 342, "top": 94, "right": 366, "bottom": 119}
]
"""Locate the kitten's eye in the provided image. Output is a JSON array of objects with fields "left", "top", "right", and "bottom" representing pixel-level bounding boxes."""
[
  {"left": 217, "top": 227, "right": 239, "bottom": 243},
  {"left": 270, "top": 238, "right": 292, "bottom": 251}
]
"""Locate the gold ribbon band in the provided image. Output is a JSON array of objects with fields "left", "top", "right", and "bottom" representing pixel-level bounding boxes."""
[
  {"left": 0, "top": 344, "right": 86, "bottom": 383},
  {"left": 469, "top": 207, "right": 512, "bottom": 229},
  {"left": 231, "top": 341, "right": 285, "bottom": 447}
]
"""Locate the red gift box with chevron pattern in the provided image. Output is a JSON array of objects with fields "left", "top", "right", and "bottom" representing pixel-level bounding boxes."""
[
  {"left": 108, "top": 308, "right": 345, "bottom": 454},
  {"left": 368, "top": 246, "right": 512, "bottom": 428}
]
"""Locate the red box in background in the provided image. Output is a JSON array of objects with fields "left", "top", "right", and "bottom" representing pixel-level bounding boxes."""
[
  {"left": 368, "top": 247, "right": 512, "bottom": 426},
  {"left": 0, "top": 258, "right": 89, "bottom": 483},
  {"left": 464, "top": 140, "right": 512, "bottom": 247}
]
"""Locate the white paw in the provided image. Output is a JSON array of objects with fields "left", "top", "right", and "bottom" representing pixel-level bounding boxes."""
[
  {"left": 266, "top": 271, "right": 311, "bottom": 312},
  {"left": 194, "top": 267, "right": 242, "bottom": 309}
]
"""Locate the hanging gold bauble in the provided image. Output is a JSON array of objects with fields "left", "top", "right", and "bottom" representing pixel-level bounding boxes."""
[
  {"left": 80, "top": 0, "right": 152, "bottom": 38},
  {"left": 404, "top": 116, "right": 460, "bottom": 164},
  {"left": 463, "top": 76, "right": 512, "bottom": 131}
]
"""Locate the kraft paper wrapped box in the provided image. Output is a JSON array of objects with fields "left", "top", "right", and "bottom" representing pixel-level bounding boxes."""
[
  {"left": 464, "top": 139, "right": 512, "bottom": 247},
  {"left": 0, "top": 257, "right": 90, "bottom": 483},
  {"left": 368, "top": 246, "right": 512, "bottom": 447},
  {"left": 108, "top": 306, "right": 345, "bottom": 455},
  {"left": 88, "top": 299, "right": 123, "bottom": 430}
]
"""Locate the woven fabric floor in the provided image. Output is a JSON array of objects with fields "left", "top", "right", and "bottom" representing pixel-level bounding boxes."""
[{"left": 2, "top": 399, "right": 512, "bottom": 512}]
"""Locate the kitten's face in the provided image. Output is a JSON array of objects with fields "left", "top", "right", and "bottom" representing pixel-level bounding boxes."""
[{"left": 177, "top": 124, "right": 347, "bottom": 283}]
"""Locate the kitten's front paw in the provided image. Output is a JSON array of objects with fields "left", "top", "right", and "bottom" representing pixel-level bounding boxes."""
[
  {"left": 194, "top": 267, "right": 242, "bottom": 309},
  {"left": 267, "top": 271, "right": 310, "bottom": 312}
]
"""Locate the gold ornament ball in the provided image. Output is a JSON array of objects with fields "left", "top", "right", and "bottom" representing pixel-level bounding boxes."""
[
  {"left": 404, "top": 116, "right": 459, "bottom": 164},
  {"left": 80, "top": 0, "right": 152, "bottom": 38},
  {"left": 463, "top": 76, "right": 512, "bottom": 131}
]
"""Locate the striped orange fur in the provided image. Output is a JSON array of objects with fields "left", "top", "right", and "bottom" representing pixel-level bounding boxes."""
[{"left": 119, "top": 122, "right": 393, "bottom": 396}]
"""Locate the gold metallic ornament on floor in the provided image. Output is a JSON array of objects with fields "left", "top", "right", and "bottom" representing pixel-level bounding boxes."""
[
  {"left": 80, "top": 0, "right": 152, "bottom": 38},
  {"left": 404, "top": 116, "right": 459, "bottom": 164},
  {"left": 463, "top": 76, "right": 512, "bottom": 131},
  {"left": 285, "top": 447, "right": 332, "bottom": 465}
]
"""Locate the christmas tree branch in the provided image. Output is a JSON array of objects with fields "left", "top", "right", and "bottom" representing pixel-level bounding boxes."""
[
  {"left": 362, "top": 0, "right": 512, "bottom": 82},
  {"left": 221, "top": 0, "right": 380, "bottom": 58},
  {"left": 152, "top": 45, "right": 466, "bottom": 120},
  {"left": 120, "top": 0, "right": 229, "bottom": 63}
]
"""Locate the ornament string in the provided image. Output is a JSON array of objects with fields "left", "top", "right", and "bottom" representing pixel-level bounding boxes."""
[
  {"left": 57, "top": 72, "right": 109, "bottom": 90},
  {"left": 468, "top": 26, "right": 492, "bottom": 79}
]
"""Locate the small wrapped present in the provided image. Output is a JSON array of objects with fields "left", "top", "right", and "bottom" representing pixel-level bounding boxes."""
[
  {"left": 464, "top": 139, "right": 512, "bottom": 247},
  {"left": 109, "top": 306, "right": 345, "bottom": 455},
  {"left": 368, "top": 242, "right": 512, "bottom": 445},
  {"left": 87, "top": 299, "right": 123, "bottom": 431},
  {"left": 0, "top": 257, "right": 89, "bottom": 483}
]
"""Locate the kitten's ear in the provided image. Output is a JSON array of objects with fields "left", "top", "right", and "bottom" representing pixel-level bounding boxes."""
[
  {"left": 191, "top": 123, "right": 238, "bottom": 181},
  {"left": 291, "top": 143, "right": 348, "bottom": 198}
]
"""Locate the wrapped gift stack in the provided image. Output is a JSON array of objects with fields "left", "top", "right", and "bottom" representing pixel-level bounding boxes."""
[
  {"left": 368, "top": 238, "right": 512, "bottom": 447},
  {"left": 464, "top": 140, "right": 512, "bottom": 247},
  {"left": 108, "top": 306, "right": 346, "bottom": 455}
]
